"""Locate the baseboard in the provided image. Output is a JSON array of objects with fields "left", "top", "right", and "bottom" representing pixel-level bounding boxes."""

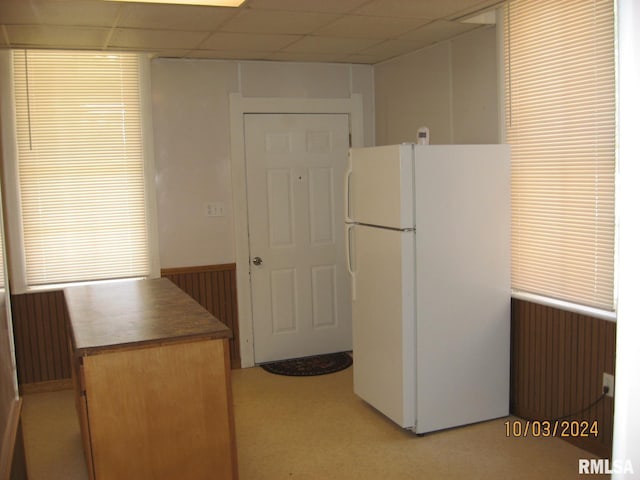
[
  {"left": 20, "top": 378, "right": 73, "bottom": 395},
  {"left": 161, "top": 263, "right": 236, "bottom": 274}
]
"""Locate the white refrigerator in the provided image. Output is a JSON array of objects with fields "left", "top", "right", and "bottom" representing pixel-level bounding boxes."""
[{"left": 345, "top": 143, "right": 510, "bottom": 434}]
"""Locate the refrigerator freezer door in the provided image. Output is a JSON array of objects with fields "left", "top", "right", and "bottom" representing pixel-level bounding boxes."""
[
  {"left": 351, "top": 224, "right": 416, "bottom": 429},
  {"left": 347, "top": 144, "right": 414, "bottom": 229}
]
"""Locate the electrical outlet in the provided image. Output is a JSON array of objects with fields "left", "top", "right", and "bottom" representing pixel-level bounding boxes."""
[{"left": 603, "top": 373, "right": 614, "bottom": 398}]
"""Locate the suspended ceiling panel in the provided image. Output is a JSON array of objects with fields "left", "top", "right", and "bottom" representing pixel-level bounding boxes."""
[{"left": 0, "top": 0, "right": 499, "bottom": 64}]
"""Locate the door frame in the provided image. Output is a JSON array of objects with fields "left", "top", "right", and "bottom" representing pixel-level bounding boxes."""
[{"left": 229, "top": 93, "right": 364, "bottom": 367}]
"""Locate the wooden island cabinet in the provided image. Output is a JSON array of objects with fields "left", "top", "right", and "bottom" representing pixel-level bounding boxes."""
[{"left": 65, "top": 278, "right": 238, "bottom": 480}]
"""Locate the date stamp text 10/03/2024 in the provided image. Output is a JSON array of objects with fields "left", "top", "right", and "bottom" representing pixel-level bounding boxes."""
[{"left": 504, "top": 420, "right": 598, "bottom": 438}]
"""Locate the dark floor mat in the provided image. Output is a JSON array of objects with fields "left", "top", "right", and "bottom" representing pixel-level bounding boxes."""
[{"left": 260, "top": 352, "right": 352, "bottom": 377}]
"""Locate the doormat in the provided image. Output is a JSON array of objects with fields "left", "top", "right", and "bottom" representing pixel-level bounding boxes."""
[{"left": 260, "top": 352, "right": 352, "bottom": 377}]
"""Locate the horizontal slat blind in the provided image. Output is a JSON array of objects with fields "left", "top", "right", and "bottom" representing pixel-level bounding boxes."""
[
  {"left": 12, "top": 50, "right": 150, "bottom": 286},
  {"left": 504, "top": 0, "right": 615, "bottom": 311}
]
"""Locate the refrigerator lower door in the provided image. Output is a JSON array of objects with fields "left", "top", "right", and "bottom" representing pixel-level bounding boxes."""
[{"left": 351, "top": 224, "right": 416, "bottom": 429}]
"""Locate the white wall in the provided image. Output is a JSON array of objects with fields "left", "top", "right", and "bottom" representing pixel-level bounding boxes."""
[
  {"left": 612, "top": 0, "right": 640, "bottom": 477},
  {"left": 150, "top": 27, "right": 497, "bottom": 269},
  {"left": 374, "top": 26, "right": 499, "bottom": 146},
  {"left": 451, "top": 27, "right": 499, "bottom": 144},
  {"left": 151, "top": 60, "right": 238, "bottom": 269},
  {"left": 150, "top": 59, "right": 374, "bottom": 269}
]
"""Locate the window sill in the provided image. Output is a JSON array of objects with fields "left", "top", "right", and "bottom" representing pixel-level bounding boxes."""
[
  {"left": 13, "top": 276, "right": 151, "bottom": 295},
  {"left": 511, "top": 290, "right": 617, "bottom": 322}
]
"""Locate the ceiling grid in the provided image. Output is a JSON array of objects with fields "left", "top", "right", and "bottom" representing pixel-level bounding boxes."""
[{"left": 0, "top": 0, "right": 500, "bottom": 64}]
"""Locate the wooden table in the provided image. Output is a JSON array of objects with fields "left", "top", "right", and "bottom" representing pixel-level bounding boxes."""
[{"left": 65, "top": 278, "right": 238, "bottom": 480}]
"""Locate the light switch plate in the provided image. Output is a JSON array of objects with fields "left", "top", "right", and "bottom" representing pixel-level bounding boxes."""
[{"left": 205, "top": 202, "right": 224, "bottom": 217}]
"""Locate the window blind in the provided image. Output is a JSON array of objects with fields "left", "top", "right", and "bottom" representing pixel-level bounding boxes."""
[
  {"left": 504, "top": 0, "right": 616, "bottom": 311},
  {"left": 11, "top": 50, "right": 151, "bottom": 287}
]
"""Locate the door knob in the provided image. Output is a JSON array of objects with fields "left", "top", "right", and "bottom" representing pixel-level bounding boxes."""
[{"left": 252, "top": 256, "right": 263, "bottom": 266}]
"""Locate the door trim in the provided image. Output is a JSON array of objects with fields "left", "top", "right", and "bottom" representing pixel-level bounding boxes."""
[{"left": 229, "top": 93, "right": 364, "bottom": 367}]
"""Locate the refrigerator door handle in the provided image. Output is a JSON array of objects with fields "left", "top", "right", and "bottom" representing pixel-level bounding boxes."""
[
  {"left": 345, "top": 224, "right": 356, "bottom": 301},
  {"left": 344, "top": 166, "right": 353, "bottom": 223}
]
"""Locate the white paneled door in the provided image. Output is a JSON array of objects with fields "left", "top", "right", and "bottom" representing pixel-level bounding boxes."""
[{"left": 244, "top": 113, "right": 352, "bottom": 364}]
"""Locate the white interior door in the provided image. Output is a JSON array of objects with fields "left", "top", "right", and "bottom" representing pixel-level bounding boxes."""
[{"left": 244, "top": 113, "right": 352, "bottom": 363}]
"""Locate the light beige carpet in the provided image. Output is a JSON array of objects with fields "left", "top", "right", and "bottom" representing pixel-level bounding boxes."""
[{"left": 22, "top": 366, "right": 600, "bottom": 480}]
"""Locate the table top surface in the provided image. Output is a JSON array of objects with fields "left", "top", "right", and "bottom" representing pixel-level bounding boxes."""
[{"left": 65, "top": 278, "right": 231, "bottom": 355}]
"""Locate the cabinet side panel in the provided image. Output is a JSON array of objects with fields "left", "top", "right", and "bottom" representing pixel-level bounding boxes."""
[
  {"left": 84, "top": 339, "right": 236, "bottom": 480},
  {"left": 70, "top": 345, "right": 94, "bottom": 480}
]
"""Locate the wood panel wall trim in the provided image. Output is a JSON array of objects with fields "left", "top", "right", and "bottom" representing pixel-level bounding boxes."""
[
  {"left": 19, "top": 378, "right": 73, "bottom": 395},
  {"left": 12, "top": 264, "right": 241, "bottom": 389},
  {"left": 160, "top": 264, "right": 236, "bottom": 275},
  {"left": 0, "top": 398, "right": 25, "bottom": 480},
  {"left": 161, "top": 264, "right": 240, "bottom": 369},
  {"left": 11, "top": 290, "right": 71, "bottom": 386},
  {"left": 510, "top": 298, "right": 615, "bottom": 458}
]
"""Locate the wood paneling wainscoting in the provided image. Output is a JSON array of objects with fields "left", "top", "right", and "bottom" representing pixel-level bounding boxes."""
[
  {"left": 11, "top": 263, "right": 241, "bottom": 389},
  {"left": 11, "top": 291, "right": 71, "bottom": 389},
  {"left": 510, "top": 298, "right": 616, "bottom": 458},
  {"left": 161, "top": 264, "right": 240, "bottom": 369}
]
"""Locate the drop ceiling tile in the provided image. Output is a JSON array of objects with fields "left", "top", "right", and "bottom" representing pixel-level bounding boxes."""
[
  {"left": 145, "top": 49, "right": 191, "bottom": 59},
  {"left": 109, "top": 28, "right": 210, "bottom": 50},
  {"left": 268, "top": 51, "right": 349, "bottom": 63},
  {"left": 30, "top": 0, "right": 122, "bottom": 27},
  {"left": 0, "top": 0, "right": 120, "bottom": 28},
  {"left": 108, "top": 47, "right": 191, "bottom": 58},
  {"left": 0, "top": 1, "right": 39, "bottom": 24},
  {"left": 398, "top": 20, "right": 477, "bottom": 44},
  {"left": 316, "top": 15, "right": 429, "bottom": 39},
  {"left": 5, "top": 25, "right": 110, "bottom": 49},
  {"left": 353, "top": 0, "right": 488, "bottom": 19},
  {"left": 117, "top": 3, "right": 236, "bottom": 32},
  {"left": 200, "top": 32, "right": 301, "bottom": 51},
  {"left": 0, "top": 0, "right": 496, "bottom": 63},
  {"left": 187, "top": 49, "right": 276, "bottom": 60},
  {"left": 444, "top": 0, "right": 504, "bottom": 21},
  {"left": 283, "top": 35, "right": 380, "bottom": 54},
  {"left": 339, "top": 52, "right": 392, "bottom": 64},
  {"left": 357, "top": 38, "right": 426, "bottom": 59},
  {"left": 220, "top": 10, "right": 338, "bottom": 35},
  {"left": 245, "top": 0, "right": 370, "bottom": 14}
]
